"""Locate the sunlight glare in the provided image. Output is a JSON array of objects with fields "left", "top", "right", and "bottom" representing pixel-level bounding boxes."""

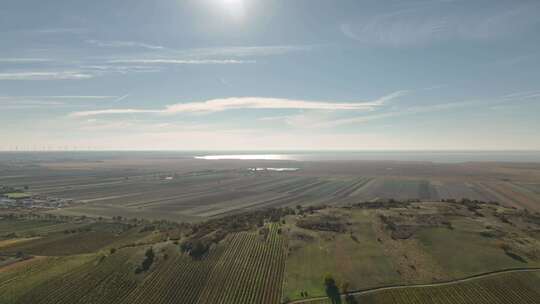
[{"left": 219, "top": 0, "right": 245, "bottom": 19}]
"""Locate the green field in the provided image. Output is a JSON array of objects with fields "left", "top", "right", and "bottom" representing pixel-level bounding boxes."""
[
  {"left": 283, "top": 210, "right": 401, "bottom": 300},
  {"left": 4, "top": 193, "right": 31, "bottom": 200}
]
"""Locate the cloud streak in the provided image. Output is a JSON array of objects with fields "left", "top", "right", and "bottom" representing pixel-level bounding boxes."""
[
  {"left": 285, "top": 89, "right": 540, "bottom": 129},
  {"left": 0, "top": 71, "right": 93, "bottom": 80},
  {"left": 69, "top": 91, "right": 406, "bottom": 117},
  {"left": 0, "top": 58, "right": 53, "bottom": 63},
  {"left": 0, "top": 95, "right": 117, "bottom": 100},
  {"left": 0, "top": 95, "right": 126, "bottom": 108},
  {"left": 341, "top": 2, "right": 540, "bottom": 46},
  {"left": 86, "top": 40, "right": 165, "bottom": 50},
  {"left": 180, "top": 45, "right": 315, "bottom": 58},
  {"left": 107, "top": 59, "right": 255, "bottom": 65}
]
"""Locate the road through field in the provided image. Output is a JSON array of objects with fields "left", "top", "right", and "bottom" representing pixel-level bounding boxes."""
[{"left": 289, "top": 267, "right": 540, "bottom": 303}]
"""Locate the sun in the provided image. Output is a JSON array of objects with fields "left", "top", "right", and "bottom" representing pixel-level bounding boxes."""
[
  {"left": 222, "top": 0, "right": 243, "bottom": 6},
  {"left": 219, "top": 0, "right": 246, "bottom": 19}
]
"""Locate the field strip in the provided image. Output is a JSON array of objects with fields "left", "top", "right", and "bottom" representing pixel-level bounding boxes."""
[
  {"left": 289, "top": 268, "right": 540, "bottom": 303},
  {"left": 31, "top": 179, "right": 128, "bottom": 192},
  {"left": 78, "top": 193, "right": 146, "bottom": 203},
  {"left": 0, "top": 237, "right": 41, "bottom": 249},
  {"left": 0, "top": 175, "right": 28, "bottom": 180},
  {"left": 474, "top": 182, "right": 522, "bottom": 208}
]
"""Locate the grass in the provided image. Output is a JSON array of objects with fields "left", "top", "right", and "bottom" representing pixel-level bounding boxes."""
[
  {"left": 415, "top": 227, "right": 536, "bottom": 278},
  {"left": 4, "top": 193, "right": 31, "bottom": 199},
  {"left": 310, "top": 270, "right": 540, "bottom": 304},
  {"left": 283, "top": 210, "right": 400, "bottom": 301},
  {"left": 0, "top": 237, "right": 40, "bottom": 249}
]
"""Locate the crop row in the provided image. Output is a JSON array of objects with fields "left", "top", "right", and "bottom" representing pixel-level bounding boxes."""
[
  {"left": 121, "top": 244, "right": 225, "bottom": 304},
  {"left": 197, "top": 223, "right": 286, "bottom": 304},
  {"left": 12, "top": 250, "right": 137, "bottom": 304}
]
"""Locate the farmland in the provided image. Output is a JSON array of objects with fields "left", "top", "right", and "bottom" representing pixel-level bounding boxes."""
[
  {"left": 1, "top": 153, "right": 540, "bottom": 222},
  {"left": 1, "top": 152, "right": 540, "bottom": 303},
  {"left": 1, "top": 198, "right": 539, "bottom": 303},
  {"left": 0, "top": 214, "right": 287, "bottom": 304}
]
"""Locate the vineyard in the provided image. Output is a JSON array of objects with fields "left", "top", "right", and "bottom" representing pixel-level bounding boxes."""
[
  {"left": 304, "top": 270, "right": 540, "bottom": 304},
  {"left": 2, "top": 187, "right": 540, "bottom": 304},
  {"left": 0, "top": 224, "right": 286, "bottom": 304},
  {"left": 124, "top": 223, "right": 286, "bottom": 304},
  {"left": 197, "top": 224, "right": 286, "bottom": 304},
  {"left": 6, "top": 249, "right": 140, "bottom": 304},
  {"left": 1, "top": 222, "right": 142, "bottom": 256}
]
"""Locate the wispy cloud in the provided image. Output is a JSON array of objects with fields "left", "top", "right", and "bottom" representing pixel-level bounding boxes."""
[
  {"left": 180, "top": 45, "right": 315, "bottom": 58},
  {"left": 288, "top": 89, "right": 540, "bottom": 128},
  {"left": 113, "top": 94, "right": 130, "bottom": 103},
  {"left": 71, "top": 109, "right": 159, "bottom": 117},
  {"left": 341, "top": 12, "right": 446, "bottom": 47},
  {"left": 0, "top": 95, "right": 124, "bottom": 109},
  {"left": 107, "top": 59, "right": 255, "bottom": 65},
  {"left": 0, "top": 71, "right": 93, "bottom": 80},
  {"left": 253, "top": 87, "right": 540, "bottom": 129},
  {"left": 100, "top": 45, "right": 312, "bottom": 68},
  {"left": 0, "top": 100, "right": 65, "bottom": 107},
  {"left": 69, "top": 92, "right": 406, "bottom": 117},
  {"left": 500, "top": 90, "right": 540, "bottom": 101},
  {"left": 0, "top": 58, "right": 53, "bottom": 63},
  {"left": 275, "top": 99, "right": 476, "bottom": 129},
  {"left": 0, "top": 95, "right": 116, "bottom": 100},
  {"left": 341, "top": 2, "right": 540, "bottom": 46},
  {"left": 29, "top": 28, "right": 87, "bottom": 34},
  {"left": 80, "top": 65, "right": 162, "bottom": 74},
  {"left": 86, "top": 40, "right": 165, "bottom": 50}
]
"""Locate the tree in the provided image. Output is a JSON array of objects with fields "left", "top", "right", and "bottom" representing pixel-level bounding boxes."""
[
  {"left": 324, "top": 273, "right": 341, "bottom": 304},
  {"left": 136, "top": 247, "right": 155, "bottom": 273},
  {"left": 190, "top": 240, "right": 209, "bottom": 259}
]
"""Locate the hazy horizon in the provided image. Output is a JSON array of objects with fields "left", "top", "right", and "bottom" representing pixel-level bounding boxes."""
[{"left": 2, "top": 150, "right": 540, "bottom": 163}]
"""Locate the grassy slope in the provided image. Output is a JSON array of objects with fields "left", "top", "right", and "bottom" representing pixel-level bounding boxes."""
[
  {"left": 283, "top": 210, "right": 400, "bottom": 300},
  {"left": 309, "top": 270, "right": 540, "bottom": 304},
  {"left": 284, "top": 206, "right": 540, "bottom": 301},
  {"left": 416, "top": 226, "right": 540, "bottom": 278}
]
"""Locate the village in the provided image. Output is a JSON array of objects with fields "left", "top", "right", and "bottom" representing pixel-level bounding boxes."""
[{"left": 0, "top": 185, "right": 73, "bottom": 209}]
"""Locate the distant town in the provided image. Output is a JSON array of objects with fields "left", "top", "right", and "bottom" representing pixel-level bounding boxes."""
[{"left": 0, "top": 185, "right": 73, "bottom": 209}]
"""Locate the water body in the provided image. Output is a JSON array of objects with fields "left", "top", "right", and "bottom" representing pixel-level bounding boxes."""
[
  {"left": 194, "top": 151, "right": 540, "bottom": 163},
  {"left": 1, "top": 151, "right": 540, "bottom": 163}
]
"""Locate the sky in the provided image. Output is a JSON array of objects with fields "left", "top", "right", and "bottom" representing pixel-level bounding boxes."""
[{"left": 1, "top": 0, "right": 539, "bottom": 151}]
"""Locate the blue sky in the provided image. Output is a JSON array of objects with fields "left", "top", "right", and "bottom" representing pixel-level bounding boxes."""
[{"left": 1, "top": 0, "right": 539, "bottom": 150}]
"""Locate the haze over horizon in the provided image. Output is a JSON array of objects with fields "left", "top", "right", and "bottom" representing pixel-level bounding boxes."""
[{"left": 1, "top": 0, "right": 539, "bottom": 150}]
